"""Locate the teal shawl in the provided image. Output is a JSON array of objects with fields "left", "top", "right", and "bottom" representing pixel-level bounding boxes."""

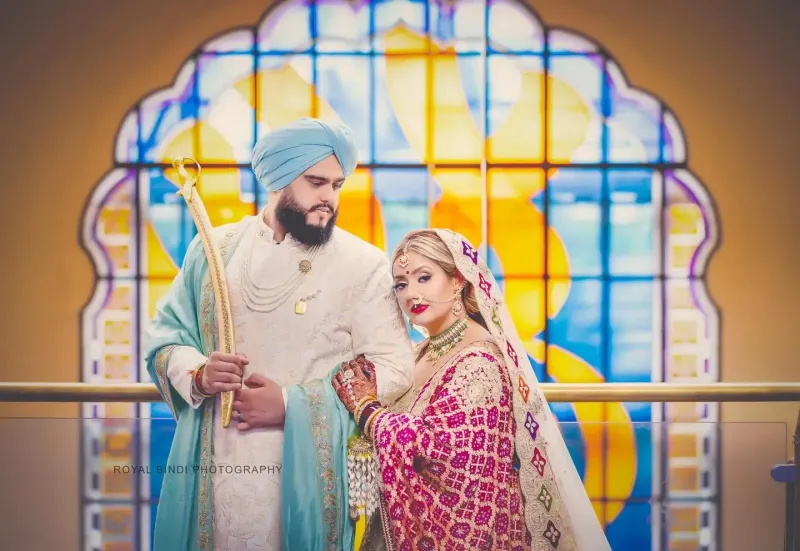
[{"left": 143, "top": 216, "right": 356, "bottom": 551}]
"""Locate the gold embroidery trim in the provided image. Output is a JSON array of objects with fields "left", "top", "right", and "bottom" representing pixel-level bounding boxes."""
[
  {"left": 307, "top": 382, "right": 339, "bottom": 550},
  {"left": 196, "top": 226, "right": 238, "bottom": 550},
  {"left": 154, "top": 344, "right": 178, "bottom": 418}
]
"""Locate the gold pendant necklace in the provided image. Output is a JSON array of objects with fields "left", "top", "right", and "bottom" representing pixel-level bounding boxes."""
[{"left": 425, "top": 318, "right": 468, "bottom": 363}]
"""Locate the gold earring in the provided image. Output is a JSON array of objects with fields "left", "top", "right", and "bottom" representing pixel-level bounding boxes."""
[{"left": 452, "top": 284, "right": 465, "bottom": 316}]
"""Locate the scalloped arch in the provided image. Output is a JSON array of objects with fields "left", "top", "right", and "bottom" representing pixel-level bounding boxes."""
[{"left": 79, "top": 1, "right": 720, "bottom": 549}]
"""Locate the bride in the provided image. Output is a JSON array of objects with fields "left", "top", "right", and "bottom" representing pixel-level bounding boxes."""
[{"left": 332, "top": 229, "right": 610, "bottom": 550}]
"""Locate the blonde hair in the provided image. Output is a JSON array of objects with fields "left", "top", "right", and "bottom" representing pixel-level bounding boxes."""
[{"left": 392, "top": 230, "right": 488, "bottom": 331}]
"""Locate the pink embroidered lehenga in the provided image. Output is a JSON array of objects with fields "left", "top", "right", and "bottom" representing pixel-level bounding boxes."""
[{"left": 356, "top": 230, "right": 610, "bottom": 551}]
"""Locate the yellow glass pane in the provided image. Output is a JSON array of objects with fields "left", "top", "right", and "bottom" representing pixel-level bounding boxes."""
[
  {"left": 337, "top": 168, "right": 382, "bottom": 249},
  {"left": 429, "top": 168, "right": 482, "bottom": 246},
  {"left": 383, "top": 53, "right": 429, "bottom": 163},
  {"left": 432, "top": 55, "right": 482, "bottom": 163},
  {"left": 487, "top": 55, "right": 545, "bottom": 163},
  {"left": 487, "top": 168, "right": 547, "bottom": 277}
]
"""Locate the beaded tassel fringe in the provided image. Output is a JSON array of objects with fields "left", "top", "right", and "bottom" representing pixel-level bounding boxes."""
[{"left": 347, "top": 435, "right": 379, "bottom": 521}]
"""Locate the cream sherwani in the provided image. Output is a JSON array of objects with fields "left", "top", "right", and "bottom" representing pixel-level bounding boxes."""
[{"left": 164, "top": 215, "right": 414, "bottom": 551}]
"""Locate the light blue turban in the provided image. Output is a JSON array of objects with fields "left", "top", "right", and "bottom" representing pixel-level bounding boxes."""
[{"left": 251, "top": 117, "right": 359, "bottom": 193}]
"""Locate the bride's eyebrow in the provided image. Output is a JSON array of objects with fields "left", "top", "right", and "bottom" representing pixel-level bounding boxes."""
[{"left": 394, "top": 265, "right": 431, "bottom": 280}]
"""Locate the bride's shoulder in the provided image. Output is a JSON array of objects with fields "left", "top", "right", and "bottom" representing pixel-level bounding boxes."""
[
  {"left": 461, "top": 323, "right": 503, "bottom": 355},
  {"left": 412, "top": 339, "right": 429, "bottom": 361},
  {"left": 458, "top": 339, "right": 504, "bottom": 363}
]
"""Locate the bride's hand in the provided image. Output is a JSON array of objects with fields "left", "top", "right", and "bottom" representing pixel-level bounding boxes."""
[{"left": 332, "top": 355, "right": 378, "bottom": 414}]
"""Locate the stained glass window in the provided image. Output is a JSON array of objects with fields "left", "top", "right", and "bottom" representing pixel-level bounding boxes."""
[{"left": 81, "top": 1, "right": 720, "bottom": 549}]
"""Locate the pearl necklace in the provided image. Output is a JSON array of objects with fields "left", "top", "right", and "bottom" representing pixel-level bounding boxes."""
[{"left": 239, "top": 229, "right": 321, "bottom": 314}]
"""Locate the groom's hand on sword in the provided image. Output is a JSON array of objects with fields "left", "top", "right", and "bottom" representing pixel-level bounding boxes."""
[{"left": 201, "top": 351, "right": 248, "bottom": 394}]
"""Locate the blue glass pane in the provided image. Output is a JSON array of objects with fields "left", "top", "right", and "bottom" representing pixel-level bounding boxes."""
[
  {"left": 548, "top": 55, "right": 603, "bottom": 164},
  {"left": 625, "top": 415, "right": 656, "bottom": 499},
  {"left": 547, "top": 279, "right": 603, "bottom": 374},
  {"left": 487, "top": 0, "right": 545, "bottom": 53},
  {"left": 544, "top": 168, "right": 602, "bottom": 277},
  {"left": 373, "top": 168, "right": 429, "bottom": 255},
  {"left": 257, "top": 0, "right": 312, "bottom": 52},
  {"left": 316, "top": 56, "right": 372, "bottom": 163},
  {"left": 373, "top": 56, "right": 426, "bottom": 163},
  {"left": 149, "top": 402, "right": 174, "bottom": 420},
  {"left": 197, "top": 54, "right": 256, "bottom": 163},
  {"left": 608, "top": 280, "right": 658, "bottom": 382},
  {"left": 373, "top": 168, "right": 427, "bottom": 203},
  {"left": 315, "top": 0, "right": 370, "bottom": 53},
  {"left": 372, "top": 0, "right": 428, "bottom": 52},
  {"left": 139, "top": 63, "right": 197, "bottom": 162},
  {"left": 239, "top": 169, "right": 258, "bottom": 207},
  {"left": 606, "top": 501, "right": 653, "bottom": 550},
  {"left": 608, "top": 169, "right": 659, "bottom": 275},
  {"left": 527, "top": 352, "right": 547, "bottom": 384},
  {"left": 142, "top": 169, "right": 196, "bottom": 275},
  {"left": 606, "top": 60, "right": 663, "bottom": 164},
  {"left": 553, "top": 403, "right": 585, "bottom": 480},
  {"left": 431, "top": 0, "right": 486, "bottom": 53}
]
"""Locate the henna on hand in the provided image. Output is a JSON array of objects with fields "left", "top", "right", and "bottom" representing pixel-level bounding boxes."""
[
  {"left": 331, "top": 357, "right": 379, "bottom": 414},
  {"left": 347, "top": 359, "right": 378, "bottom": 403}
]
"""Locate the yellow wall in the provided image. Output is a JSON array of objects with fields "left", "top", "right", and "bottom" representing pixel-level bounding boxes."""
[{"left": 0, "top": 0, "right": 797, "bottom": 549}]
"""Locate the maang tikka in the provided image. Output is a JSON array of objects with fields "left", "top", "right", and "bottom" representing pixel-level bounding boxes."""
[{"left": 397, "top": 243, "right": 410, "bottom": 269}]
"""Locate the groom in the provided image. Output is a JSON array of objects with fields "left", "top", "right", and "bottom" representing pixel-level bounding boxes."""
[{"left": 144, "top": 117, "right": 414, "bottom": 551}]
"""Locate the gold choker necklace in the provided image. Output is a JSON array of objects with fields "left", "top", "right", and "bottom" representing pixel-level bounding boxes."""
[{"left": 425, "top": 318, "right": 468, "bottom": 362}]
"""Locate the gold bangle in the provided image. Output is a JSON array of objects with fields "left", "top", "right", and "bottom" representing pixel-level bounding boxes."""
[
  {"left": 364, "top": 407, "right": 384, "bottom": 439},
  {"left": 354, "top": 395, "right": 377, "bottom": 424}
]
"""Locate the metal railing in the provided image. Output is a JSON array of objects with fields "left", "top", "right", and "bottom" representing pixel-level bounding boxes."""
[{"left": 1, "top": 381, "right": 800, "bottom": 402}]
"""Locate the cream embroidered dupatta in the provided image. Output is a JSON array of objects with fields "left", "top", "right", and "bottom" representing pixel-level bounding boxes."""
[{"left": 367, "top": 229, "right": 610, "bottom": 551}]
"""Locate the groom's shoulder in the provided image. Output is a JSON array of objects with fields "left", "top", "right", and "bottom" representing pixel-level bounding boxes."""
[
  {"left": 331, "top": 227, "right": 390, "bottom": 272},
  {"left": 186, "top": 217, "right": 254, "bottom": 257},
  {"left": 210, "top": 217, "right": 253, "bottom": 242}
]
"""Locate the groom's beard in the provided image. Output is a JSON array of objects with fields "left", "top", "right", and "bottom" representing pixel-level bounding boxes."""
[{"left": 275, "top": 191, "right": 338, "bottom": 246}]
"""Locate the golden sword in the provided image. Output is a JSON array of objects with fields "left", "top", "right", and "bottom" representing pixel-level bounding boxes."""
[{"left": 173, "top": 156, "right": 236, "bottom": 428}]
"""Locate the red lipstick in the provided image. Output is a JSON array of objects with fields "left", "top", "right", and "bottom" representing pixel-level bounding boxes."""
[{"left": 410, "top": 303, "right": 428, "bottom": 315}]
